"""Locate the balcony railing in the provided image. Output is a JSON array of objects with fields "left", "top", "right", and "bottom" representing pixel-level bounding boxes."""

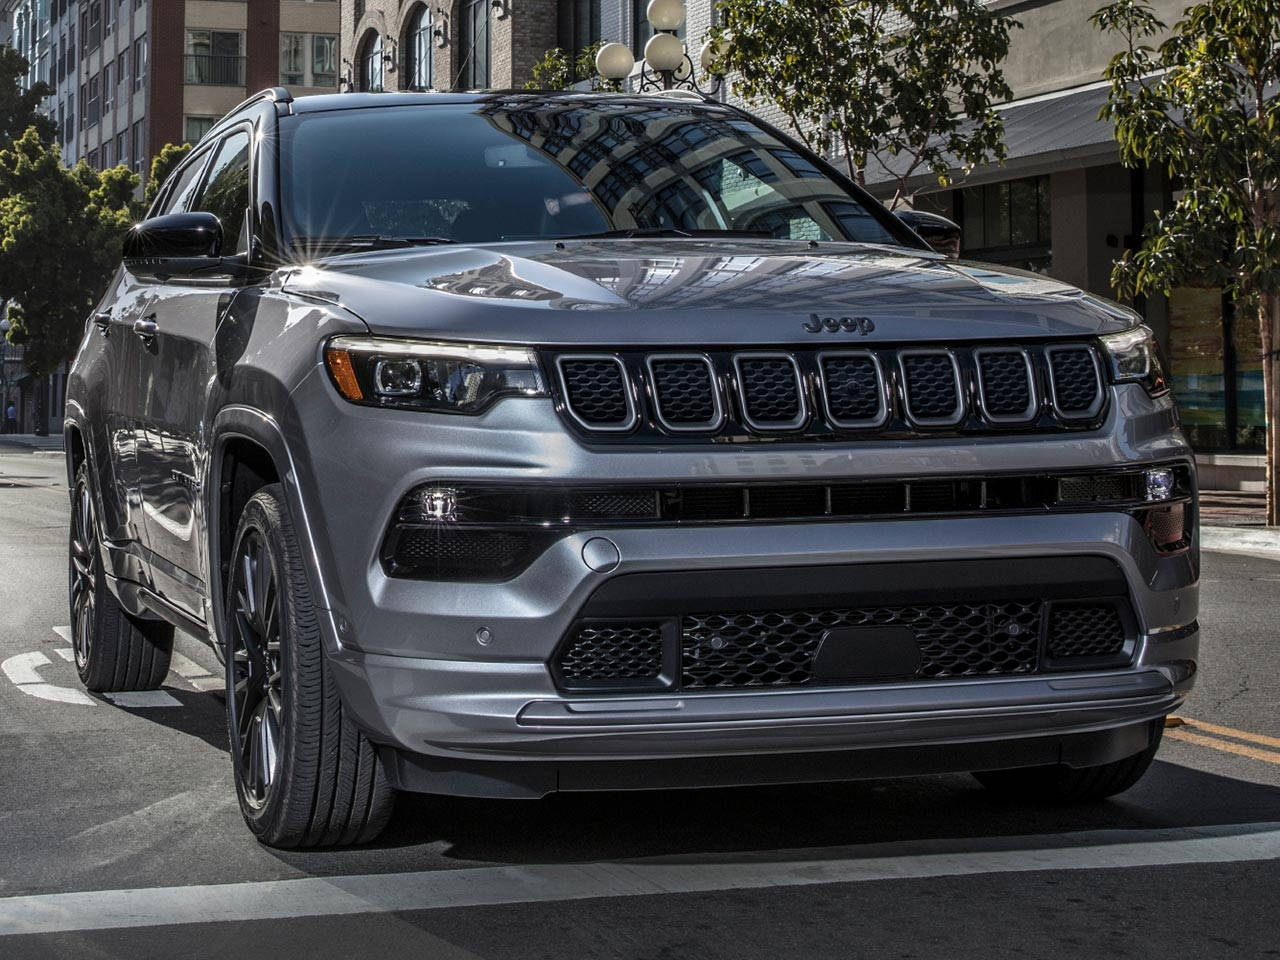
[{"left": 184, "top": 54, "right": 246, "bottom": 87}]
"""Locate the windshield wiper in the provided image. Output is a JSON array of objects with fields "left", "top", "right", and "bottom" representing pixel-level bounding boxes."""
[
  {"left": 560, "top": 227, "right": 774, "bottom": 240},
  {"left": 290, "top": 235, "right": 457, "bottom": 254}
]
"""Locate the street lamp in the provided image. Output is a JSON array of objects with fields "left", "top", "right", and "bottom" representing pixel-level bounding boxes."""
[{"left": 594, "top": 0, "right": 728, "bottom": 95}]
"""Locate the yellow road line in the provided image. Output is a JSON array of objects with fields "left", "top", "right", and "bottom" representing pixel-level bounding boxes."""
[
  {"left": 1179, "top": 717, "right": 1280, "bottom": 751},
  {"left": 1165, "top": 728, "right": 1280, "bottom": 766}
]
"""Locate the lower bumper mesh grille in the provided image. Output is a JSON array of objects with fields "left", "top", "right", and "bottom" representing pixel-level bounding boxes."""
[
  {"left": 554, "top": 599, "right": 1132, "bottom": 691},
  {"left": 682, "top": 601, "right": 1043, "bottom": 689}
]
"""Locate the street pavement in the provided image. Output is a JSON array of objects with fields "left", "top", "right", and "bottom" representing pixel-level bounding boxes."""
[{"left": 1, "top": 450, "right": 1278, "bottom": 959}]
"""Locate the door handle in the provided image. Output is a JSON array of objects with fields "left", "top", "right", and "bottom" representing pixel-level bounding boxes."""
[
  {"left": 93, "top": 313, "right": 111, "bottom": 335},
  {"left": 132, "top": 315, "right": 158, "bottom": 342}
]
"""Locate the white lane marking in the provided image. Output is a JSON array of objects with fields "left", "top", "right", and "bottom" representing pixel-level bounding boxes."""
[
  {"left": 52, "top": 626, "right": 72, "bottom": 644},
  {"left": 2, "top": 821, "right": 1279, "bottom": 936},
  {"left": 54, "top": 649, "right": 75, "bottom": 662},
  {"left": 0, "top": 651, "right": 97, "bottom": 707},
  {"left": 168, "top": 651, "right": 213, "bottom": 680},
  {"left": 101, "top": 690, "right": 182, "bottom": 709},
  {"left": 188, "top": 676, "right": 223, "bottom": 693}
]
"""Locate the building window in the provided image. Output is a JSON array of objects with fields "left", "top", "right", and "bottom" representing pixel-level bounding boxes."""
[
  {"left": 956, "top": 174, "right": 1051, "bottom": 273},
  {"left": 88, "top": 148, "right": 98, "bottom": 169},
  {"left": 116, "top": 130, "right": 127, "bottom": 169},
  {"left": 558, "top": 0, "right": 599, "bottom": 77},
  {"left": 133, "top": 36, "right": 146, "bottom": 90},
  {"left": 117, "top": 50, "right": 127, "bottom": 91},
  {"left": 87, "top": 1, "right": 100, "bottom": 51},
  {"left": 358, "top": 30, "right": 383, "bottom": 91},
  {"left": 312, "top": 34, "right": 337, "bottom": 87},
  {"left": 102, "top": 140, "right": 112, "bottom": 167},
  {"left": 280, "top": 33, "right": 304, "bottom": 85},
  {"left": 460, "top": 0, "right": 490, "bottom": 88},
  {"left": 404, "top": 5, "right": 432, "bottom": 90},
  {"left": 632, "top": 0, "right": 683, "bottom": 58},
  {"left": 103, "top": 0, "right": 112, "bottom": 34},
  {"left": 184, "top": 115, "right": 216, "bottom": 144},
  {"left": 131, "top": 118, "right": 144, "bottom": 173},
  {"left": 102, "top": 62, "right": 111, "bottom": 113},
  {"left": 185, "top": 30, "right": 245, "bottom": 86},
  {"left": 86, "top": 73, "right": 99, "bottom": 127}
]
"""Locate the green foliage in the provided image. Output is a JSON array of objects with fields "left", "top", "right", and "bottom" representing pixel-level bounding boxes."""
[
  {"left": 0, "top": 45, "right": 55, "bottom": 145},
  {"left": 144, "top": 141, "right": 193, "bottom": 206},
  {"left": 0, "top": 128, "right": 138, "bottom": 376},
  {"left": 1091, "top": 0, "right": 1280, "bottom": 304},
  {"left": 707, "top": 0, "right": 1019, "bottom": 206},
  {"left": 524, "top": 42, "right": 618, "bottom": 91}
]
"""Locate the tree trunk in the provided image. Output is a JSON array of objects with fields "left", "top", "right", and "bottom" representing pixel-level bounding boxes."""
[{"left": 1262, "top": 291, "right": 1280, "bottom": 526}]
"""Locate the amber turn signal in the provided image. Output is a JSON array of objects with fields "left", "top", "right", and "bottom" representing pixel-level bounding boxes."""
[{"left": 325, "top": 347, "right": 363, "bottom": 401}]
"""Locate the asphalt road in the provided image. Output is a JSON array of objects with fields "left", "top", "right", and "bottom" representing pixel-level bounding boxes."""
[{"left": 1, "top": 451, "right": 1278, "bottom": 959}]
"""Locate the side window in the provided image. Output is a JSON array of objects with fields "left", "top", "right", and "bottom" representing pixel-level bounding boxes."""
[
  {"left": 191, "top": 128, "right": 252, "bottom": 254},
  {"left": 157, "top": 152, "right": 209, "bottom": 216}
]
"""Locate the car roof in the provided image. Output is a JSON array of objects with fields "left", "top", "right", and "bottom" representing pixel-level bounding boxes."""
[{"left": 286, "top": 89, "right": 726, "bottom": 115}]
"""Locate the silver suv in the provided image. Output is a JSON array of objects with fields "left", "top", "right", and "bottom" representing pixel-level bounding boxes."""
[{"left": 64, "top": 89, "right": 1199, "bottom": 847}]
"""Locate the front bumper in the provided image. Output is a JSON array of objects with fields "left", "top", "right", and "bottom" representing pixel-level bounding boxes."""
[{"left": 286, "top": 370, "right": 1198, "bottom": 792}]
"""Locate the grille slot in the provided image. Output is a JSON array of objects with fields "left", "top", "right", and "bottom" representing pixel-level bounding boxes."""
[
  {"left": 556, "top": 355, "right": 636, "bottom": 431},
  {"left": 387, "top": 527, "right": 533, "bottom": 580},
  {"left": 681, "top": 601, "right": 1043, "bottom": 689},
  {"left": 819, "top": 351, "right": 888, "bottom": 428},
  {"left": 1046, "top": 345, "right": 1104, "bottom": 419},
  {"left": 557, "top": 622, "right": 665, "bottom": 686},
  {"left": 975, "top": 348, "right": 1037, "bottom": 422},
  {"left": 733, "top": 354, "right": 807, "bottom": 430},
  {"left": 646, "top": 355, "right": 723, "bottom": 431},
  {"left": 898, "top": 351, "right": 964, "bottom": 426},
  {"left": 1047, "top": 603, "right": 1128, "bottom": 660}
]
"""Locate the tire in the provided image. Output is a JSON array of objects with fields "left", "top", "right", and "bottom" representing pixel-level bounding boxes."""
[
  {"left": 224, "top": 483, "right": 395, "bottom": 848},
  {"left": 69, "top": 462, "right": 174, "bottom": 692},
  {"left": 972, "top": 721, "right": 1164, "bottom": 802}
]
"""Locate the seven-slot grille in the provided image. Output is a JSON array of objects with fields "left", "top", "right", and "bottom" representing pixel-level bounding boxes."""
[{"left": 548, "top": 342, "right": 1106, "bottom": 440}]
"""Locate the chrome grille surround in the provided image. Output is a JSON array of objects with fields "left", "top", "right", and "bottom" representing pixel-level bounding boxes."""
[
  {"left": 645, "top": 353, "right": 725, "bottom": 433},
  {"left": 555, "top": 354, "right": 638, "bottom": 432},
  {"left": 817, "top": 350, "right": 890, "bottom": 429},
  {"left": 1044, "top": 344, "right": 1105, "bottom": 421},
  {"left": 897, "top": 349, "right": 966, "bottom": 427},
  {"left": 973, "top": 347, "right": 1039, "bottom": 424},
  {"left": 732, "top": 352, "right": 808, "bottom": 431}
]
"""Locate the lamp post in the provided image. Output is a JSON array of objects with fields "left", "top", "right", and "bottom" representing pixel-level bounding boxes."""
[
  {"left": 0, "top": 316, "right": 10, "bottom": 435},
  {"left": 595, "top": 0, "right": 728, "bottom": 95}
]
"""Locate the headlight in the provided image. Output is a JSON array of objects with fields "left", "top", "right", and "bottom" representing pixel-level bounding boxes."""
[
  {"left": 1099, "top": 325, "right": 1169, "bottom": 397},
  {"left": 324, "top": 336, "right": 547, "bottom": 413}
]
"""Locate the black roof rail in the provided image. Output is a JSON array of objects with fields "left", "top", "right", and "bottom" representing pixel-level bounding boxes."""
[{"left": 223, "top": 87, "right": 295, "bottom": 119}]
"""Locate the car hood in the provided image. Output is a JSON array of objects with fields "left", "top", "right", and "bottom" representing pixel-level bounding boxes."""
[{"left": 280, "top": 239, "right": 1137, "bottom": 346}]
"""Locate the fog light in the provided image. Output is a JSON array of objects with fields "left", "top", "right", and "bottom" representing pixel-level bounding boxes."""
[
  {"left": 1143, "top": 502, "right": 1187, "bottom": 552},
  {"left": 375, "top": 358, "right": 423, "bottom": 396},
  {"left": 418, "top": 487, "right": 458, "bottom": 521},
  {"left": 1144, "top": 467, "right": 1175, "bottom": 502}
]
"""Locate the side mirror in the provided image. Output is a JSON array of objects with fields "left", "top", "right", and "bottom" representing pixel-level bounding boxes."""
[
  {"left": 123, "top": 212, "right": 224, "bottom": 279},
  {"left": 896, "top": 210, "right": 961, "bottom": 259}
]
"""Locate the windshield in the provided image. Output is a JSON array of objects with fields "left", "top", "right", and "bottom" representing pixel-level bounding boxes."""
[{"left": 278, "top": 97, "right": 915, "bottom": 252}]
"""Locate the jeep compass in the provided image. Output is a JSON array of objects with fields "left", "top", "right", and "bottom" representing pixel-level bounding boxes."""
[{"left": 64, "top": 88, "right": 1199, "bottom": 847}]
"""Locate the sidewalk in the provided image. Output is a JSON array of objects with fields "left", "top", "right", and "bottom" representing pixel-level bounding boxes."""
[
  {"left": 0, "top": 434, "right": 65, "bottom": 454},
  {"left": 1199, "top": 489, "right": 1280, "bottom": 560}
]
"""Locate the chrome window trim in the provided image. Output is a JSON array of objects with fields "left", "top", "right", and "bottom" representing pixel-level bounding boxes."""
[
  {"left": 555, "top": 354, "right": 639, "bottom": 433},
  {"left": 732, "top": 352, "right": 808, "bottom": 432},
  {"left": 816, "top": 349, "right": 891, "bottom": 430},
  {"left": 645, "top": 353, "right": 726, "bottom": 433},
  {"left": 973, "top": 347, "right": 1039, "bottom": 424},
  {"left": 1044, "top": 344, "right": 1106, "bottom": 421},
  {"left": 897, "top": 348, "right": 966, "bottom": 428}
]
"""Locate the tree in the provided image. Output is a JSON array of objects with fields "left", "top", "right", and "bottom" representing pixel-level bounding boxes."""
[
  {"left": 0, "top": 45, "right": 55, "bottom": 145},
  {"left": 0, "top": 128, "right": 137, "bottom": 386},
  {"left": 523, "top": 42, "right": 615, "bottom": 91},
  {"left": 706, "top": 0, "right": 1019, "bottom": 208},
  {"left": 144, "top": 141, "right": 192, "bottom": 205},
  {"left": 1092, "top": 0, "right": 1280, "bottom": 524}
]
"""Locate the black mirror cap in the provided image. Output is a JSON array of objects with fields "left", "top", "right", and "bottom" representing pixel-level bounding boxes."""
[
  {"left": 896, "top": 210, "right": 961, "bottom": 259},
  {"left": 123, "top": 212, "right": 223, "bottom": 264}
]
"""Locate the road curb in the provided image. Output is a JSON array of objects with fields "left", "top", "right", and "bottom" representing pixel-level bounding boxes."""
[{"left": 1201, "top": 524, "right": 1280, "bottom": 560}]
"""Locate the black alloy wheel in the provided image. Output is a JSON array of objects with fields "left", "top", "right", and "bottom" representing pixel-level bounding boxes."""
[
  {"left": 227, "top": 528, "right": 285, "bottom": 810},
  {"left": 69, "top": 472, "right": 98, "bottom": 672}
]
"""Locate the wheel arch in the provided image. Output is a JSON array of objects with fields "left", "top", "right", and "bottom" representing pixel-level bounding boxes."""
[{"left": 208, "top": 406, "right": 340, "bottom": 656}]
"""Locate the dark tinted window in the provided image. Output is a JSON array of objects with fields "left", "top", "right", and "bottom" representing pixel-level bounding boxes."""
[
  {"left": 158, "top": 151, "right": 210, "bottom": 216},
  {"left": 279, "top": 99, "right": 910, "bottom": 250},
  {"left": 193, "top": 128, "right": 251, "bottom": 253}
]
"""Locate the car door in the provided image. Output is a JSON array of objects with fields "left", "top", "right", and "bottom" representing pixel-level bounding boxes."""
[{"left": 135, "top": 125, "right": 253, "bottom": 618}]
